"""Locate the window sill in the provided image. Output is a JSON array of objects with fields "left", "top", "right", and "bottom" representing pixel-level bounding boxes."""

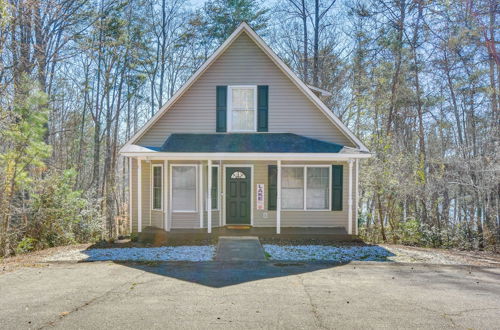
[
  {"left": 281, "top": 209, "right": 331, "bottom": 212},
  {"left": 228, "top": 130, "right": 257, "bottom": 133}
]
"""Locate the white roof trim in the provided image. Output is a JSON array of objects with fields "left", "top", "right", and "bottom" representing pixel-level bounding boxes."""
[
  {"left": 120, "top": 143, "right": 370, "bottom": 155},
  {"left": 122, "top": 151, "right": 372, "bottom": 161},
  {"left": 120, "top": 22, "right": 368, "bottom": 153},
  {"left": 307, "top": 84, "right": 332, "bottom": 97}
]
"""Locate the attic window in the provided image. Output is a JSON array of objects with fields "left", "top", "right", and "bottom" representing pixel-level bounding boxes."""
[{"left": 228, "top": 86, "right": 257, "bottom": 132}]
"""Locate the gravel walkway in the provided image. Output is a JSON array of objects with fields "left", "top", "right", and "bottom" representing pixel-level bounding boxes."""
[{"left": 44, "top": 246, "right": 215, "bottom": 262}]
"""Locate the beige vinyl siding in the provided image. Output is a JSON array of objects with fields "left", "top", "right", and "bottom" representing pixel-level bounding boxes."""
[
  {"left": 130, "top": 159, "right": 357, "bottom": 232},
  {"left": 202, "top": 164, "right": 221, "bottom": 228},
  {"left": 130, "top": 159, "right": 167, "bottom": 232},
  {"left": 136, "top": 32, "right": 355, "bottom": 148},
  {"left": 139, "top": 160, "right": 164, "bottom": 230},
  {"left": 149, "top": 161, "right": 164, "bottom": 229},
  {"left": 140, "top": 160, "right": 150, "bottom": 231},
  {"left": 247, "top": 161, "right": 351, "bottom": 229},
  {"left": 219, "top": 160, "right": 351, "bottom": 229},
  {"left": 169, "top": 161, "right": 201, "bottom": 229}
]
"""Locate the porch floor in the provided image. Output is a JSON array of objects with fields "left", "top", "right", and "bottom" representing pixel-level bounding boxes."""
[{"left": 138, "top": 226, "right": 361, "bottom": 244}]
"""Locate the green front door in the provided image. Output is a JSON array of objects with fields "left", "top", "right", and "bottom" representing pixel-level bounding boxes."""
[{"left": 226, "top": 167, "right": 251, "bottom": 225}]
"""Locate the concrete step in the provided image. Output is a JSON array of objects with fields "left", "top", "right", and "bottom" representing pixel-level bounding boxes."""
[{"left": 215, "top": 236, "right": 266, "bottom": 261}]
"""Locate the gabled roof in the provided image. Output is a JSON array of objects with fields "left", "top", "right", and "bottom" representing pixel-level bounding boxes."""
[
  {"left": 120, "top": 22, "right": 368, "bottom": 153},
  {"left": 157, "top": 133, "right": 344, "bottom": 153}
]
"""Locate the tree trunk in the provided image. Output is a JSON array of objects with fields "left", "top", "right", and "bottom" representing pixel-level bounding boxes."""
[
  {"left": 386, "top": 0, "right": 406, "bottom": 134},
  {"left": 312, "top": 0, "right": 319, "bottom": 86},
  {"left": 302, "top": 0, "right": 308, "bottom": 83}
]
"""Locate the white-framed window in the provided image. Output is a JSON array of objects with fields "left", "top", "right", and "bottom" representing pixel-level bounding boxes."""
[
  {"left": 206, "top": 165, "right": 220, "bottom": 211},
  {"left": 282, "top": 167, "right": 304, "bottom": 210},
  {"left": 306, "top": 167, "right": 330, "bottom": 210},
  {"left": 228, "top": 85, "right": 257, "bottom": 132},
  {"left": 281, "top": 165, "right": 331, "bottom": 211},
  {"left": 171, "top": 165, "right": 198, "bottom": 212},
  {"left": 151, "top": 164, "right": 163, "bottom": 211}
]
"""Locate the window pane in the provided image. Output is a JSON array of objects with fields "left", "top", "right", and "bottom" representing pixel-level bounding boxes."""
[
  {"left": 232, "top": 88, "right": 254, "bottom": 110},
  {"left": 232, "top": 110, "right": 254, "bottom": 131},
  {"left": 231, "top": 87, "right": 255, "bottom": 131},
  {"left": 172, "top": 166, "right": 196, "bottom": 211},
  {"left": 306, "top": 167, "right": 329, "bottom": 209},
  {"left": 281, "top": 167, "right": 304, "bottom": 209},
  {"left": 153, "top": 166, "right": 162, "bottom": 209}
]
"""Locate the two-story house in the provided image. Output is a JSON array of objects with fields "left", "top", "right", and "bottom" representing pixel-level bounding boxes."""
[{"left": 120, "top": 23, "right": 370, "bottom": 235}]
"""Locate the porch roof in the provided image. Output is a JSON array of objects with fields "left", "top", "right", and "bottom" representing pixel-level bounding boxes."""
[{"left": 151, "top": 133, "right": 344, "bottom": 153}]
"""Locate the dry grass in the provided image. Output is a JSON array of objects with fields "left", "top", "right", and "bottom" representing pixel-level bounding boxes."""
[{"left": 0, "top": 244, "right": 91, "bottom": 274}]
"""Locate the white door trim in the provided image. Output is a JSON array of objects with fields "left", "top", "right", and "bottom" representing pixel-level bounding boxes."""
[{"left": 222, "top": 164, "right": 254, "bottom": 226}]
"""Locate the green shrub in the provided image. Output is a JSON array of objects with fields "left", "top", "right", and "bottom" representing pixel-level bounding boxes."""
[
  {"left": 399, "top": 219, "right": 422, "bottom": 246},
  {"left": 23, "top": 169, "right": 103, "bottom": 251},
  {"left": 15, "top": 237, "right": 37, "bottom": 254}
]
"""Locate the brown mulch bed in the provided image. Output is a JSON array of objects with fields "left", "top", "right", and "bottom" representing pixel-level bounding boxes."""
[
  {"left": 258, "top": 237, "right": 369, "bottom": 246},
  {"left": 89, "top": 237, "right": 218, "bottom": 249}
]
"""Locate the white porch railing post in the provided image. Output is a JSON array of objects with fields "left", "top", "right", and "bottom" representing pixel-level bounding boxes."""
[
  {"left": 129, "top": 157, "right": 133, "bottom": 234},
  {"left": 137, "top": 159, "right": 142, "bottom": 233},
  {"left": 199, "top": 163, "right": 204, "bottom": 228},
  {"left": 277, "top": 160, "right": 281, "bottom": 234},
  {"left": 207, "top": 160, "right": 212, "bottom": 233},
  {"left": 219, "top": 160, "right": 222, "bottom": 227},
  {"left": 355, "top": 159, "right": 359, "bottom": 235},
  {"left": 348, "top": 159, "right": 354, "bottom": 235},
  {"left": 164, "top": 159, "right": 169, "bottom": 231}
]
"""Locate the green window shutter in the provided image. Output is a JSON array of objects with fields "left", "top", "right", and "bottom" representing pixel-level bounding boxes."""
[
  {"left": 268, "top": 165, "right": 277, "bottom": 210},
  {"left": 211, "top": 166, "right": 218, "bottom": 209},
  {"left": 257, "top": 85, "right": 268, "bottom": 132},
  {"left": 216, "top": 86, "right": 227, "bottom": 132},
  {"left": 332, "top": 165, "right": 343, "bottom": 211}
]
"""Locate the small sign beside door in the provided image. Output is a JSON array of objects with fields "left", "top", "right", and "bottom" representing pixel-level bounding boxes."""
[{"left": 256, "top": 184, "right": 265, "bottom": 210}]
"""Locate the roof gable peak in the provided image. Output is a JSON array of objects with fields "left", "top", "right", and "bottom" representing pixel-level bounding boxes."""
[{"left": 121, "top": 22, "right": 368, "bottom": 153}]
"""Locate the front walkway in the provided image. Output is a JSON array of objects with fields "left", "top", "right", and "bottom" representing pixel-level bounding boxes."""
[{"left": 215, "top": 236, "right": 266, "bottom": 261}]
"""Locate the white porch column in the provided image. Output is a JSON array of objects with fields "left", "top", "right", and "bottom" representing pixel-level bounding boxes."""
[
  {"left": 137, "top": 159, "right": 142, "bottom": 233},
  {"left": 199, "top": 163, "right": 204, "bottom": 228},
  {"left": 348, "top": 159, "right": 354, "bottom": 235},
  {"left": 207, "top": 160, "right": 212, "bottom": 233},
  {"left": 276, "top": 160, "right": 281, "bottom": 234},
  {"left": 219, "top": 161, "right": 223, "bottom": 227},
  {"left": 355, "top": 159, "right": 359, "bottom": 235},
  {"left": 164, "top": 160, "right": 169, "bottom": 231},
  {"left": 128, "top": 157, "right": 133, "bottom": 234}
]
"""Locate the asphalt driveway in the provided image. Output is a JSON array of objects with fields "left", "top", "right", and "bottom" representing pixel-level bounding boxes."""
[{"left": 1, "top": 261, "right": 499, "bottom": 329}]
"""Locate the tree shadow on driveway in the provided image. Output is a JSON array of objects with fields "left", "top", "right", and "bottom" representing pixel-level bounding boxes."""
[
  {"left": 111, "top": 260, "right": 347, "bottom": 288},
  {"left": 78, "top": 244, "right": 396, "bottom": 288}
]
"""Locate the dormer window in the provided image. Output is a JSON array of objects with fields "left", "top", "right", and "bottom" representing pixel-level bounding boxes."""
[{"left": 228, "top": 85, "right": 257, "bottom": 132}]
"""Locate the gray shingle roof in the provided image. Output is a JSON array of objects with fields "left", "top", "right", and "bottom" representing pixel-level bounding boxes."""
[{"left": 145, "top": 133, "right": 344, "bottom": 153}]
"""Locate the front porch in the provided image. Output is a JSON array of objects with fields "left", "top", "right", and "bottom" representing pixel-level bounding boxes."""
[
  {"left": 129, "top": 157, "right": 363, "bottom": 235},
  {"left": 138, "top": 226, "right": 361, "bottom": 244},
  {"left": 125, "top": 134, "right": 370, "bottom": 235}
]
